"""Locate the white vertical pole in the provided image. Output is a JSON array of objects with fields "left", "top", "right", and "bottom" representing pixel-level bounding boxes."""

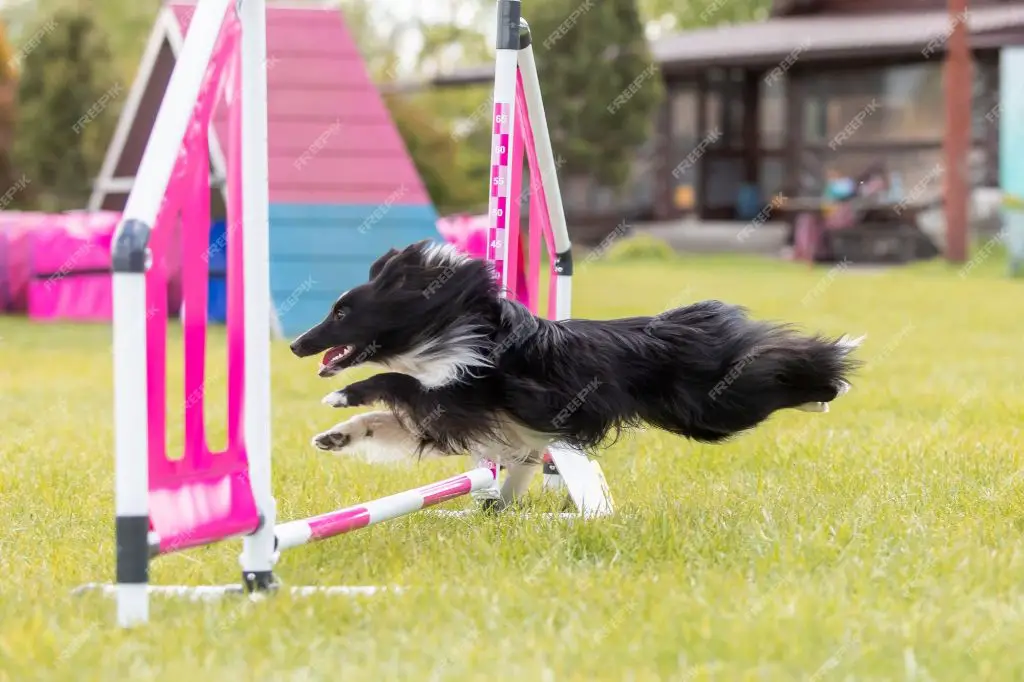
[
  {"left": 112, "top": 274, "right": 150, "bottom": 627},
  {"left": 473, "top": 0, "right": 522, "bottom": 505},
  {"left": 517, "top": 23, "right": 571, "bottom": 492},
  {"left": 486, "top": 0, "right": 521, "bottom": 294},
  {"left": 515, "top": 21, "right": 612, "bottom": 516},
  {"left": 113, "top": 0, "right": 236, "bottom": 627},
  {"left": 237, "top": 0, "right": 277, "bottom": 587}
]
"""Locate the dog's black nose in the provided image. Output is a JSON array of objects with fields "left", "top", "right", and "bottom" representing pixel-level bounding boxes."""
[{"left": 289, "top": 338, "right": 308, "bottom": 357}]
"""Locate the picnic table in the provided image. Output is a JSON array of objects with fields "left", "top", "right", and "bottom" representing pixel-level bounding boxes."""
[{"left": 780, "top": 195, "right": 940, "bottom": 264}]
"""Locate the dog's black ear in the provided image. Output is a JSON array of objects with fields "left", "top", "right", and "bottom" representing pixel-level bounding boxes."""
[{"left": 369, "top": 248, "right": 400, "bottom": 279}]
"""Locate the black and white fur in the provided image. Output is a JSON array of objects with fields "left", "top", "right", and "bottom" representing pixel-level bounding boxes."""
[{"left": 290, "top": 240, "right": 862, "bottom": 502}]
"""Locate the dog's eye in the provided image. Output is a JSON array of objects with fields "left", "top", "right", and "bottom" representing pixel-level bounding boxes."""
[{"left": 334, "top": 307, "right": 349, "bottom": 320}]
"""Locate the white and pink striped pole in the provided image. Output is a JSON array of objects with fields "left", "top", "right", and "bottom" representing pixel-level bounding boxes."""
[
  {"left": 486, "top": 0, "right": 520, "bottom": 296},
  {"left": 275, "top": 465, "right": 497, "bottom": 550},
  {"left": 487, "top": 93, "right": 513, "bottom": 294},
  {"left": 473, "top": 0, "right": 523, "bottom": 504}
]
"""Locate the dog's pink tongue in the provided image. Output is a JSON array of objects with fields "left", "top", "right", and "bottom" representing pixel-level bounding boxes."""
[{"left": 320, "top": 345, "right": 346, "bottom": 368}]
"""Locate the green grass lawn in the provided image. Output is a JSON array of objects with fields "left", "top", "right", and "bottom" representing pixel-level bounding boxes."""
[{"left": 2, "top": 251, "right": 1024, "bottom": 681}]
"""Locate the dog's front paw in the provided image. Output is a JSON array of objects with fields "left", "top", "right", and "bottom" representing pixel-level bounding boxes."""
[
  {"left": 322, "top": 390, "right": 349, "bottom": 408},
  {"left": 312, "top": 428, "right": 351, "bottom": 451},
  {"left": 312, "top": 414, "right": 371, "bottom": 452},
  {"left": 322, "top": 385, "right": 372, "bottom": 408}
]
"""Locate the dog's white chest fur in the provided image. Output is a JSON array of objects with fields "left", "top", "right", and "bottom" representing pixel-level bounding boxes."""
[
  {"left": 374, "top": 330, "right": 494, "bottom": 389},
  {"left": 378, "top": 352, "right": 471, "bottom": 389}
]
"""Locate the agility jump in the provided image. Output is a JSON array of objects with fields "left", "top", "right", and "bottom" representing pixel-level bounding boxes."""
[{"left": 79, "top": 0, "right": 612, "bottom": 627}]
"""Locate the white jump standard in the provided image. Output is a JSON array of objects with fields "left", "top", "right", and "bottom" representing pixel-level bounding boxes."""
[
  {"left": 81, "top": 0, "right": 612, "bottom": 628},
  {"left": 478, "top": 1, "right": 613, "bottom": 515},
  {"left": 82, "top": 0, "right": 498, "bottom": 628}
]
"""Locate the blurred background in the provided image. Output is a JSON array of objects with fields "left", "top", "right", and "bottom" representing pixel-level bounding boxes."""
[{"left": 0, "top": 0, "right": 1016, "bottom": 335}]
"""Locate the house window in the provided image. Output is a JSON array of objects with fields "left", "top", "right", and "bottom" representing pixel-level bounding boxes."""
[
  {"left": 704, "top": 156, "right": 745, "bottom": 209},
  {"left": 798, "top": 145, "right": 986, "bottom": 199},
  {"left": 823, "top": 149, "right": 944, "bottom": 199},
  {"left": 794, "top": 58, "right": 998, "bottom": 194},
  {"left": 705, "top": 90, "right": 722, "bottom": 139},
  {"left": 802, "top": 96, "right": 827, "bottom": 143},
  {"left": 760, "top": 155, "right": 786, "bottom": 198},
  {"left": 972, "top": 58, "right": 998, "bottom": 141},
  {"left": 759, "top": 77, "right": 787, "bottom": 150},
  {"left": 670, "top": 86, "right": 698, "bottom": 138},
  {"left": 804, "top": 63, "right": 945, "bottom": 145},
  {"left": 626, "top": 142, "right": 656, "bottom": 210},
  {"left": 704, "top": 77, "right": 744, "bottom": 148}
]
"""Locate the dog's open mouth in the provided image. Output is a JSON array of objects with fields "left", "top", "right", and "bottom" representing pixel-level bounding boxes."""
[{"left": 318, "top": 345, "right": 358, "bottom": 377}]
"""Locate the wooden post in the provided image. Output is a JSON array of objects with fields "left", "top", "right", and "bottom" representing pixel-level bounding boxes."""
[
  {"left": 944, "top": 0, "right": 971, "bottom": 263},
  {"left": 696, "top": 74, "right": 708, "bottom": 219},
  {"left": 742, "top": 70, "right": 759, "bottom": 185},
  {"left": 652, "top": 90, "right": 672, "bottom": 221}
]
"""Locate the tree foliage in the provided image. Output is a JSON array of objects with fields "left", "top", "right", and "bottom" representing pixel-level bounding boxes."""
[
  {"left": 12, "top": 8, "right": 118, "bottom": 211},
  {"left": 385, "top": 92, "right": 485, "bottom": 214},
  {"left": 528, "top": 0, "right": 662, "bottom": 189},
  {"left": 2, "top": 0, "right": 155, "bottom": 81},
  {"left": 640, "top": 0, "right": 772, "bottom": 37},
  {"left": 0, "top": 0, "right": 760, "bottom": 215},
  {"left": 0, "top": 19, "right": 20, "bottom": 204},
  {"left": 341, "top": 0, "right": 494, "bottom": 214}
]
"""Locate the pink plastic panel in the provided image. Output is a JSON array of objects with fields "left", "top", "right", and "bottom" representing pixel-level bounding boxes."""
[
  {"left": 225, "top": 39, "right": 245, "bottom": 462},
  {"left": 516, "top": 70, "right": 559, "bottom": 320},
  {"left": 145, "top": 9, "right": 259, "bottom": 555},
  {"left": 505, "top": 109, "right": 525, "bottom": 304},
  {"left": 527, "top": 188, "right": 542, "bottom": 314}
]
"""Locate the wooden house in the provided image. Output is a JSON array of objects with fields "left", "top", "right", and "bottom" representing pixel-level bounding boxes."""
[{"left": 424, "top": 0, "right": 1024, "bottom": 240}]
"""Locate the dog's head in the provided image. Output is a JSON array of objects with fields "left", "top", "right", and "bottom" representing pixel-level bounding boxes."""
[{"left": 289, "top": 240, "right": 500, "bottom": 379}]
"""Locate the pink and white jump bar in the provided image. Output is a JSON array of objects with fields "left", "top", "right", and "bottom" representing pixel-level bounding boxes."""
[{"left": 276, "top": 466, "right": 497, "bottom": 550}]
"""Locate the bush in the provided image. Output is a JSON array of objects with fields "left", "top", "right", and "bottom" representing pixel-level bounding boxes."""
[{"left": 597, "top": 233, "right": 677, "bottom": 263}]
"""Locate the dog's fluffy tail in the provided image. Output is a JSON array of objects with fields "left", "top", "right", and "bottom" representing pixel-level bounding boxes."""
[{"left": 644, "top": 300, "right": 862, "bottom": 443}]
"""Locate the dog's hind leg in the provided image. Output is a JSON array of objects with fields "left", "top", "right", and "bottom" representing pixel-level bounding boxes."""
[
  {"left": 312, "top": 411, "right": 446, "bottom": 464},
  {"left": 499, "top": 459, "right": 542, "bottom": 508}
]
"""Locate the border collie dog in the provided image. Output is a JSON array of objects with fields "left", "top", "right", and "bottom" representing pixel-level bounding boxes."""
[{"left": 290, "top": 240, "right": 861, "bottom": 499}]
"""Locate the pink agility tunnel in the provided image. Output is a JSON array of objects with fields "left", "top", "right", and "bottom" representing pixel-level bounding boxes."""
[
  {"left": 27, "top": 211, "right": 121, "bottom": 322},
  {"left": 0, "top": 212, "right": 48, "bottom": 313}
]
